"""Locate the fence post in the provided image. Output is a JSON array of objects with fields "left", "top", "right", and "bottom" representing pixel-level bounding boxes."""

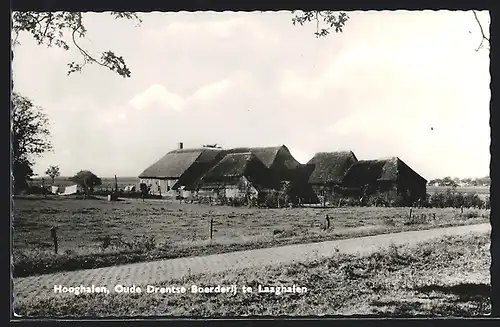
[
  {"left": 50, "top": 226, "right": 58, "bottom": 254},
  {"left": 209, "top": 218, "right": 214, "bottom": 240}
]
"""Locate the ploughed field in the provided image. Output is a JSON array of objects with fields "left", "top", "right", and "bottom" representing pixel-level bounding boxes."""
[{"left": 12, "top": 196, "right": 489, "bottom": 277}]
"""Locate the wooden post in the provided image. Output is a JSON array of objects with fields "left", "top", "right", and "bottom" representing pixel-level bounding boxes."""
[
  {"left": 50, "top": 226, "right": 58, "bottom": 254},
  {"left": 209, "top": 218, "right": 213, "bottom": 240},
  {"left": 409, "top": 208, "right": 413, "bottom": 218},
  {"left": 325, "top": 214, "right": 330, "bottom": 230}
]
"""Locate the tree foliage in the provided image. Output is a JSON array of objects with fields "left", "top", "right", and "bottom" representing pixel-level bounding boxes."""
[
  {"left": 11, "top": 11, "right": 142, "bottom": 78},
  {"left": 292, "top": 11, "right": 349, "bottom": 38},
  {"left": 69, "top": 170, "right": 102, "bottom": 193},
  {"left": 12, "top": 92, "right": 52, "bottom": 193},
  {"left": 45, "top": 165, "right": 60, "bottom": 184}
]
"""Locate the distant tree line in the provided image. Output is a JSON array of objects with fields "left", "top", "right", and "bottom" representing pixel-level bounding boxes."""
[{"left": 428, "top": 176, "right": 490, "bottom": 187}]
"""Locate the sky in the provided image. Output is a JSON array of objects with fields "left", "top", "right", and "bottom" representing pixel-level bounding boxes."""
[{"left": 12, "top": 10, "right": 490, "bottom": 180}]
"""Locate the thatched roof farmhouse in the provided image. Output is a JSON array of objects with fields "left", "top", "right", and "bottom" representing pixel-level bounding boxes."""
[
  {"left": 299, "top": 151, "right": 358, "bottom": 204},
  {"left": 228, "top": 145, "right": 301, "bottom": 182},
  {"left": 306, "top": 151, "right": 358, "bottom": 185},
  {"left": 138, "top": 143, "right": 303, "bottom": 197},
  {"left": 342, "top": 157, "right": 427, "bottom": 204},
  {"left": 138, "top": 142, "right": 427, "bottom": 206},
  {"left": 138, "top": 143, "right": 226, "bottom": 195},
  {"left": 199, "top": 152, "right": 274, "bottom": 196}
]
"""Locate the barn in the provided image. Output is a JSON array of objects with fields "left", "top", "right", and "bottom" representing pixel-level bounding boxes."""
[
  {"left": 198, "top": 152, "right": 274, "bottom": 201},
  {"left": 341, "top": 156, "right": 427, "bottom": 205},
  {"left": 227, "top": 145, "right": 302, "bottom": 184},
  {"left": 138, "top": 143, "right": 225, "bottom": 197},
  {"left": 305, "top": 151, "right": 358, "bottom": 204}
]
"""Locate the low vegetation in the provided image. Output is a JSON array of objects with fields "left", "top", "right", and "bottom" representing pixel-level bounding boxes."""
[
  {"left": 14, "top": 233, "right": 491, "bottom": 317},
  {"left": 12, "top": 196, "right": 489, "bottom": 277}
]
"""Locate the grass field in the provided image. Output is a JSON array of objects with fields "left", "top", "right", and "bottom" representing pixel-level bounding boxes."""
[
  {"left": 12, "top": 196, "right": 489, "bottom": 277},
  {"left": 15, "top": 233, "right": 491, "bottom": 317}
]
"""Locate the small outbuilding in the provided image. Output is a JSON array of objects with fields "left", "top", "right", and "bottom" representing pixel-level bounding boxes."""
[{"left": 341, "top": 156, "right": 427, "bottom": 205}]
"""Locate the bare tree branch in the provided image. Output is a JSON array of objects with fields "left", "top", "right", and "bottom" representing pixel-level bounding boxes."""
[{"left": 473, "top": 10, "right": 490, "bottom": 52}]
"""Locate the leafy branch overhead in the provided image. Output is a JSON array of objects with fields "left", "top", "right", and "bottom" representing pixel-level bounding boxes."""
[
  {"left": 12, "top": 11, "right": 142, "bottom": 78},
  {"left": 292, "top": 11, "right": 349, "bottom": 37}
]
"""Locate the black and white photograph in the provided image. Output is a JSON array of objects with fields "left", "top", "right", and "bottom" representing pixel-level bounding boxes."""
[{"left": 11, "top": 7, "right": 495, "bottom": 318}]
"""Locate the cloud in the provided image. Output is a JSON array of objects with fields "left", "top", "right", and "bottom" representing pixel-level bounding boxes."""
[
  {"left": 129, "top": 84, "right": 185, "bottom": 111},
  {"left": 147, "top": 17, "right": 280, "bottom": 45},
  {"left": 129, "top": 71, "right": 255, "bottom": 114}
]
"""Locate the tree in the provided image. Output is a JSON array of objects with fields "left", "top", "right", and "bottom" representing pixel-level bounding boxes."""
[
  {"left": 472, "top": 10, "right": 490, "bottom": 52},
  {"left": 45, "top": 165, "right": 60, "bottom": 184},
  {"left": 69, "top": 170, "right": 102, "bottom": 195},
  {"left": 11, "top": 12, "right": 142, "bottom": 78},
  {"left": 292, "top": 11, "right": 349, "bottom": 38},
  {"left": 12, "top": 92, "right": 52, "bottom": 193}
]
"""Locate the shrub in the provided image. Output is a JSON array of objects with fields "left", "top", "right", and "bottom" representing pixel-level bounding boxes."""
[
  {"left": 382, "top": 216, "right": 397, "bottom": 226},
  {"left": 389, "top": 195, "right": 408, "bottom": 207},
  {"left": 227, "top": 197, "right": 247, "bottom": 207},
  {"left": 484, "top": 196, "right": 491, "bottom": 209},
  {"left": 403, "top": 213, "right": 429, "bottom": 225},
  {"left": 342, "top": 197, "right": 361, "bottom": 207},
  {"left": 462, "top": 211, "right": 480, "bottom": 219},
  {"left": 260, "top": 190, "right": 279, "bottom": 208}
]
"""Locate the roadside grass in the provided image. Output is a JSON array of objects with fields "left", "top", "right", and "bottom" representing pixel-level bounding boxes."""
[
  {"left": 14, "top": 233, "right": 491, "bottom": 317},
  {"left": 12, "top": 197, "right": 489, "bottom": 277}
]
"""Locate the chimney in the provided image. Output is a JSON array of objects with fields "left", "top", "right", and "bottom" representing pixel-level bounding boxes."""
[{"left": 178, "top": 142, "right": 183, "bottom": 150}]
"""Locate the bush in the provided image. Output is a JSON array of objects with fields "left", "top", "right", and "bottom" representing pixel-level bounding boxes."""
[
  {"left": 428, "top": 191, "right": 485, "bottom": 209},
  {"left": 484, "top": 196, "right": 491, "bottom": 209},
  {"left": 25, "top": 185, "right": 47, "bottom": 195},
  {"left": 389, "top": 195, "right": 408, "bottom": 207},
  {"left": 403, "top": 213, "right": 429, "bottom": 225},
  {"left": 260, "top": 190, "right": 279, "bottom": 208},
  {"left": 227, "top": 197, "right": 247, "bottom": 207},
  {"left": 463, "top": 211, "right": 480, "bottom": 219}
]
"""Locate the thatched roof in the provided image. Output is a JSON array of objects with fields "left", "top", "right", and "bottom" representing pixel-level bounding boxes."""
[
  {"left": 138, "top": 148, "right": 224, "bottom": 179},
  {"left": 342, "top": 157, "right": 427, "bottom": 187},
  {"left": 227, "top": 145, "right": 300, "bottom": 170},
  {"left": 201, "top": 152, "right": 273, "bottom": 188},
  {"left": 139, "top": 144, "right": 302, "bottom": 189},
  {"left": 306, "top": 151, "right": 358, "bottom": 185}
]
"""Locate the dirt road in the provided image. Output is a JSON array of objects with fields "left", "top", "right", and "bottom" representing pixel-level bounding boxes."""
[{"left": 13, "top": 223, "right": 490, "bottom": 301}]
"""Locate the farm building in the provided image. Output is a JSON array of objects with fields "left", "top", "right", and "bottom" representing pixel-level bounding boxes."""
[
  {"left": 138, "top": 143, "right": 226, "bottom": 197},
  {"left": 138, "top": 143, "right": 306, "bottom": 199},
  {"left": 227, "top": 145, "right": 302, "bottom": 183},
  {"left": 227, "top": 145, "right": 317, "bottom": 203},
  {"left": 198, "top": 152, "right": 275, "bottom": 200},
  {"left": 304, "top": 151, "right": 358, "bottom": 204},
  {"left": 341, "top": 156, "right": 427, "bottom": 204}
]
